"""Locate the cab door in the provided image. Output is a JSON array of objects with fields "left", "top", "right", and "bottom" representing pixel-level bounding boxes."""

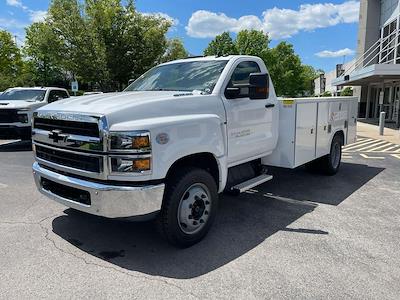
[{"left": 222, "top": 59, "right": 277, "bottom": 165}]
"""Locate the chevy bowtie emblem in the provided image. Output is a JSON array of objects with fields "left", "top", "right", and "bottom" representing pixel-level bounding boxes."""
[{"left": 48, "top": 130, "right": 66, "bottom": 143}]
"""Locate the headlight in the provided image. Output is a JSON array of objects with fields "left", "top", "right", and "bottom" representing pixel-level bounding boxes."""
[
  {"left": 110, "top": 156, "right": 151, "bottom": 173},
  {"left": 109, "top": 131, "right": 151, "bottom": 152},
  {"left": 17, "top": 113, "right": 29, "bottom": 123}
]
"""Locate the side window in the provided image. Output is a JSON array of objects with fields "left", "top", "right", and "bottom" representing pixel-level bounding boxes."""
[
  {"left": 228, "top": 61, "right": 261, "bottom": 97},
  {"left": 48, "top": 90, "right": 69, "bottom": 103},
  {"left": 47, "top": 90, "right": 58, "bottom": 103},
  {"left": 58, "top": 90, "right": 69, "bottom": 99}
]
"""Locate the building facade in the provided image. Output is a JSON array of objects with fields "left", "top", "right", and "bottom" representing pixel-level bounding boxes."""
[
  {"left": 314, "top": 60, "right": 360, "bottom": 96},
  {"left": 333, "top": 0, "right": 400, "bottom": 127}
]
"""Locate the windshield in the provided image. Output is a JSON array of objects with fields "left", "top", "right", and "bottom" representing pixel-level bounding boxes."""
[
  {"left": 0, "top": 89, "right": 46, "bottom": 101},
  {"left": 125, "top": 60, "right": 228, "bottom": 94}
]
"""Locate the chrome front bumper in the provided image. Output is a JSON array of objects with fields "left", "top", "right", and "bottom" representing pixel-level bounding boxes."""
[{"left": 32, "top": 162, "right": 165, "bottom": 219}]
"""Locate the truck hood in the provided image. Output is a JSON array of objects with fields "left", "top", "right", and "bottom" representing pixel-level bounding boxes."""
[
  {"left": 0, "top": 100, "right": 44, "bottom": 110},
  {"left": 38, "top": 91, "right": 222, "bottom": 127}
]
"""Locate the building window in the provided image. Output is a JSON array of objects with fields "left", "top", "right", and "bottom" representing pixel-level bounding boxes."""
[
  {"left": 380, "top": 0, "right": 399, "bottom": 26},
  {"left": 380, "top": 19, "right": 397, "bottom": 63}
]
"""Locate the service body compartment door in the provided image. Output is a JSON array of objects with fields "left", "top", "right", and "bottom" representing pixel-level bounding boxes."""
[
  {"left": 295, "top": 102, "right": 317, "bottom": 166},
  {"left": 316, "top": 102, "right": 330, "bottom": 157},
  {"left": 329, "top": 101, "right": 348, "bottom": 143},
  {"left": 347, "top": 98, "right": 358, "bottom": 144}
]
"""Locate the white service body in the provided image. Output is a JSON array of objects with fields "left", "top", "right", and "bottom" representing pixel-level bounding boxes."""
[{"left": 264, "top": 97, "right": 357, "bottom": 168}]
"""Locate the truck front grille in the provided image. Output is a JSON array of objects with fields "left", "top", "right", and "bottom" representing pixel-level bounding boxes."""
[
  {"left": 36, "top": 145, "right": 102, "bottom": 173},
  {"left": 34, "top": 117, "right": 100, "bottom": 137},
  {"left": 0, "top": 110, "right": 18, "bottom": 123}
]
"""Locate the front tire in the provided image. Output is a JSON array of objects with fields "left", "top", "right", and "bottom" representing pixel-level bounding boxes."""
[{"left": 157, "top": 167, "right": 219, "bottom": 248}]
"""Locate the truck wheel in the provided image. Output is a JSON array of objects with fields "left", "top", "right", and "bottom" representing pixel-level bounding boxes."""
[
  {"left": 320, "top": 134, "right": 343, "bottom": 175},
  {"left": 157, "top": 167, "right": 219, "bottom": 248}
]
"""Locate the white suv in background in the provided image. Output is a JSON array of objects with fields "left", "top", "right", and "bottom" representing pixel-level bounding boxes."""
[{"left": 0, "top": 87, "right": 70, "bottom": 140}]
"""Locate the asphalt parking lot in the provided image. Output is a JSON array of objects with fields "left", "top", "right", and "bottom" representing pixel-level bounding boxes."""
[{"left": 0, "top": 138, "right": 399, "bottom": 299}]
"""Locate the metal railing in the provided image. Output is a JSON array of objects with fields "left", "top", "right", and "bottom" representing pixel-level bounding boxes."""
[{"left": 342, "top": 29, "right": 399, "bottom": 78}]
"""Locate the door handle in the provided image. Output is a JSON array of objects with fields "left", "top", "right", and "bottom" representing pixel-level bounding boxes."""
[{"left": 265, "top": 103, "right": 275, "bottom": 108}]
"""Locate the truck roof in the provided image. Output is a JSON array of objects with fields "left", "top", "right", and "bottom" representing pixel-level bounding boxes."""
[
  {"left": 161, "top": 55, "right": 261, "bottom": 66},
  {"left": 7, "top": 87, "right": 68, "bottom": 91}
]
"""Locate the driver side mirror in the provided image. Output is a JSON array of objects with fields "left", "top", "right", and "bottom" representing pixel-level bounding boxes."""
[
  {"left": 225, "top": 87, "right": 241, "bottom": 99},
  {"left": 249, "top": 73, "right": 269, "bottom": 100},
  {"left": 225, "top": 72, "right": 270, "bottom": 100}
]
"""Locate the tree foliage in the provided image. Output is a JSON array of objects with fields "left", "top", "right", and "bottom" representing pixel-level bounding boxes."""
[
  {"left": 23, "top": 0, "right": 181, "bottom": 90},
  {"left": 24, "top": 23, "right": 65, "bottom": 86},
  {"left": 236, "top": 30, "right": 269, "bottom": 57},
  {"left": 204, "top": 32, "right": 237, "bottom": 56},
  {"left": 0, "top": 30, "right": 26, "bottom": 90},
  {"left": 340, "top": 87, "right": 353, "bottom": 96},
  {"left": 162, "top": 38, "right": 189, "bottom": 63},
  {"left": 204, "top": 31, "right": 317, "bottom": 97}
]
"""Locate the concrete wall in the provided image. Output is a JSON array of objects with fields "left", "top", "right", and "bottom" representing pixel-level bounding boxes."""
[{"left": 357, "top": 0, "right": 381, "bottom": 66}]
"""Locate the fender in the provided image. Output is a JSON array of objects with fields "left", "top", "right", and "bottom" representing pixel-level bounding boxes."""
[{"left": 109, "top": 114, "right": 228, "bottom": 187}]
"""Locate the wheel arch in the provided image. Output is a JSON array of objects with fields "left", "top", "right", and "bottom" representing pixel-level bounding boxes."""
[
  {"left": 165, "top": 153, "right": 222, "bottom": 191},
  {"left": 333, "top": 130, "right": 345, "bottom": 145}
]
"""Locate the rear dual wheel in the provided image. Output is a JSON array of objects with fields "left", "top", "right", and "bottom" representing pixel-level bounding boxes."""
[
  {"left": 306, "top": 133, "right": 343, "bottom": 175},
  {"left": 321, "top": 134, "right": 343, "bottom": 175},
  {"left": 157, "top": 167, "right": 218, "bottom": 248}
]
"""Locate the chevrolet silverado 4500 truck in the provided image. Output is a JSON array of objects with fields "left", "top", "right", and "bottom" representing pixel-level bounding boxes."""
[{"left": 31, "top": 56, "right": 357, "bottom": 247}]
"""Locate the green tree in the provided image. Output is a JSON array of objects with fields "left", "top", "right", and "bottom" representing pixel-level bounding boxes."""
[
  {"left": 24, "top": 22, "right": 65, "bottom": 86},
  {"left": 204, "top": 32, "right": 237, "bottom": 56},
  {"left": 161, "top": 38, "right": 188, "bottom": 63},
  {"left": 321, "top": 91, "right": 332, "bottom": 97},
  {"left": 300, "top": 65, "right": 318, "bottom": 96},
  {"left": 24, "top": 0, "right": 172, "bottom": 91},
  {"left": 264, "top": 42, "right": 305, "bottom": 97},
  {"left": 84, "top": 0, "right": 171, "bottom": 88},
  {"left": 0, "top": 30, "right": 24, "bottom": 90},
  {"left": 235, "top": 30, "right": 269, "bottom": 57},
  {"left": 47, "top": 0, "right": 108, "bottom": 87},
  {"left": 340, "top": 87, "right": 353, "bottom": 96}
]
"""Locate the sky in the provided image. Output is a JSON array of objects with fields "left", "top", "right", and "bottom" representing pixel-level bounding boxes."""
[{"left": 0, "top": 0, "right": 360, "bottom": 72}]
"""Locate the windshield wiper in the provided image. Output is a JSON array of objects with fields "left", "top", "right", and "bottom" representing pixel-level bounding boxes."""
[{"left": 151, "top": 88, "right": 180, "bottom": 91}]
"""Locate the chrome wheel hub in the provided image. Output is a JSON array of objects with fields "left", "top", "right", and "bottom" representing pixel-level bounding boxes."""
[{"left": 178, "top": 183, "right": 211, "bottom": 234}]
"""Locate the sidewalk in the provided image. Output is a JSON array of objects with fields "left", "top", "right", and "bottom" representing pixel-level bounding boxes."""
[{"left": 357, "top": 121, "right": 400, "bottom": 145}]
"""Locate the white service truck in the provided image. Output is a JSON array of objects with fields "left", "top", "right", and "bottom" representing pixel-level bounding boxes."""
[
  {"left": 31, "top": 56, "right": 357, "bottom": 247},
  {"left": 0, "top": 87, "right": 70, "bottom": 139}
]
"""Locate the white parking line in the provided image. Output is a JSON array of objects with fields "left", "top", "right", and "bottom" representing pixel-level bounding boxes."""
[
  {"left": 360, "top": 154, "right": 385, "bottom": 160},
  {"left": 343, "top": 138, "right": 372, "bottom": 147},
  {"left": 356, "top": 140, "right": 389, "bottom": 152},
  {"left": 381, "top": 145, "right": 400, "bottom": 152},
  {"left": 366, "top": 142, "right": 397, "bottom": 152},
  {"left": 343, "top": 139, "right": 378, "bottom": 151},
  {"left": 391, "top": 154, "right": 400, "bottom": 160}
]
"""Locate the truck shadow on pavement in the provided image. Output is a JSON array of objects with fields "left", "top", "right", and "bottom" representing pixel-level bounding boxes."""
[
  {"left": 51, "top": 162, "right": 384, "bottom": 279},
  {"left": 0, "top": 140, "right": 32, "bottom": 152}
]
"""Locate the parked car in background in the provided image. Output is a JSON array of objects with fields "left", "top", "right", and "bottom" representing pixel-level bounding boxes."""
[{"left": 0, "top": 87, "right": 70, "bottom": 140}]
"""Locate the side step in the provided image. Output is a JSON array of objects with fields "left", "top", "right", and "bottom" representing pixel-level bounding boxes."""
[{"left": 231, "top": 174, "right": 273, "bottom": 194}]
